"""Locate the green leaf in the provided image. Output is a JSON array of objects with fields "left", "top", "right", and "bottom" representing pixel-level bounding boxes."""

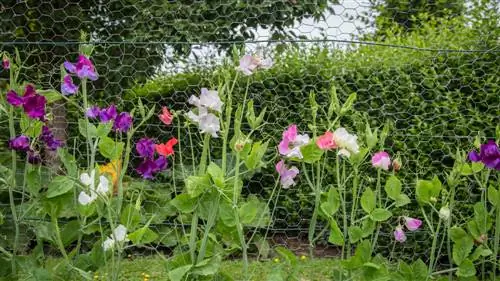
[
  {"left": 46, "top": 176, "right": 75, "bottom": 198},
  {"left": 471, "top": 162, "right": 484, "bottom": 173},
  {"left": 320, "top": 187, "right": 340, "bottom": 217},
  {"left": 472, "top": 202, "right": 491, "bottom": 234},
  {"left": 57, "top": 148, "right": 78, "bottom": 177},
  {"left": 170, "top": 193, "right": 197, "bottom": 213},
  {"left": 361, "top": 219, "right": 376, "bottom": 238},
  {"left": 239, "top": 196, "right": 269, "bottom": 227},
  {"left": 60, "top": 220, "right": 81, "bottom": 246},
  {"left": 185, "top": 175, "right": 210, "bottom": 198},
  {"left": 370, "top": 208, "right": 392, "bottom": 222},
  {"left": 487, "top": 186, "right": 499, "bottom": 207},
  {"left": 98, "top": 137, "right": 124, "bottom": 160},
  {"left": 38, "top": 89, "right": 63, "bottom": 103},
  {"left": 395, "top": 194, "right": 411, "bottom": 207},
  {"left": 361, "top": 188, "right": 376, "bottom": 213},
  {"left": 412, "top": 259, "right": 429, "bottom": 280},
  {"left": 26, "top": 170, "right": 41, "bottom": 195},
  {"left": 137, "top": 97, "right": 145, "bottom": 118},
  {"left": 415, "top": 176, "right": 442, "bottom": 204},
  {"left": 207, "top": 162, "right": 224, "bottom": 188},
  {"left": 245, "top": 141, "right": 268, "bottom": 170},
  {"left": 384, "top": 175, "right": 402, "bottom": 200},
  {"left": 128, "top": 227, "right": 158, "bottom": 245},
  {"left": 459, "top": 163, "right": 473, "bottom": 176},
  {"left": 168, "top": 265, "right": 192, "bottom": 281},
  {"left": 328, "top": 219, "right": 344, "bottom": 246},
  {"left": 340, "top": 92, "right": 357, "bottom": 115},
  {"left": 348, "top": 226, "right": 363, "bottom": 244},
  {"left": 470, "top": 245, "right": 492, "bottom": 261},
  {"left": 453, "top": 237, "right": 474, "bottom": 265},
  {"left": 20, "top": 115, "right": 43, "bottom": 138},
  {"left": 96, "top": 122, "right": 113, "bottom": 138},
  {"left": 192, "top": 255, "right": 221, "bottom": 276},
  {"left": 456, "top": 259, "right": 475, "bottom": 277},
  {"left": 219, "top": 201, "right": 236, "bottom": 227},
  {"left": 120, "top": 205, "right": 141, "bottom": 230},
  {"left": 450, "top": 227, "right": 468, "bottom": 242},
  {"left": 78, "top": 119, "right": 97, "bottom": 139},
  {"left": 300, "top": 143, "right": 324, "bottom": 164}
]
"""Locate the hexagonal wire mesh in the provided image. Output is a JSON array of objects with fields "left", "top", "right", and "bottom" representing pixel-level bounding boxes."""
[{"left": 0, "top": 0, "right": 498, "bottom": 276}]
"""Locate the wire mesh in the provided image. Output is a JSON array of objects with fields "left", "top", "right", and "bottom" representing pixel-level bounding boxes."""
[{"left": 0, "top": 0, "right": 499, "bottom": 278}]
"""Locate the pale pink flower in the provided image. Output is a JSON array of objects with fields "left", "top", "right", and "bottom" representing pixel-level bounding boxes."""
[
  {"left": 394, "top": 226, "right": 407, "bottom": 242},
  {"left": 275, "top": 160, "right": 299, "bottom": 189},
  {"left": 159, "top": 106, "right": 174, "bottom": 125},
  {"left": 371, "top": 151, "right": 391, "bottom": 171},
  {"left": 404, "top": 217, "right": 422, "bottom": 231},
  {"left": 316, "top": 131, "right": 337, "bottom": 150}
]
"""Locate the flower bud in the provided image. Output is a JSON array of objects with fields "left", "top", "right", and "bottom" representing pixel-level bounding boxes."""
[
  {"left": 392, "top": 158, "right": 401, "bottom": 172},
  {"left": 439, "top": 206, "right": 450, "bottom": 221}
]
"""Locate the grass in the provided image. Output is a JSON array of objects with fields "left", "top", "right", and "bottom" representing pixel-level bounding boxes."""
[{"left": 88, "top": 256, "right": 338, "bottom": 281}]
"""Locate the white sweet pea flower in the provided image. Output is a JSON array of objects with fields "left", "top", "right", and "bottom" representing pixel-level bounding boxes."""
[
  {"left": 186, "top": 91, "right": 222, "bottom": 137},
  {"left": 80, "top": 170, "right": 96, "bottom": 189},
  {"left": 78, "top": 190, "right": 97, "bottom": 206},
  {"left": 77, "top": 170, "right": 109, "bottom": 205},
  {"left": 199, "top": 88, "right": 223, "bottom": 112},
  {"left": 102, "top": 224, "right": 128, "bottom": 251},
  {"left": 237, "top": 54, "right": 273, "bottom": 75},
  {"left": 198, "top": 113, "right": 221, "bottom": 138},
  {"left": 96, "top": 175, "right": 109, "bottom": 194},
  {"left": 333, "top": 128, "right": 359, "bottom": 157}
]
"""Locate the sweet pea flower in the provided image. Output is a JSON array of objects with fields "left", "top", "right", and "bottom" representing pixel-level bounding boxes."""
[
  {"left": 61, "top": 75, "right": 78, "bottom": 95},
  {"left": 136, "top": 138, "right": 156, "bottom": 159},
  {"left": 188, "top": 88, "right": 223, "bottom": 113},
  {"left": 40, "top": 126, "right": 63, "bottom": 151},
  {"left": 156, "top": 138, "right": 178, "bottom": 157},
  {"left": 394, "top": 226, "right": 407, "bottom": 243},
  {"left": 78, "top": 170, "right": 109, "bottom": 205},
  {"left": 99, "top": 104, "right": 117, "bottom": 123},
  {"left": 468, "top": 140, "right": 500, "bottom": 170},
  {"left": 27, "top": 150, "right": 42, "bottom": 164},
  {"left": 371, "top": 151, "right": 391, "bottom": 171},
  {"left": 392, "top": 158, "right": 402, "bottom": 172},
  {"left": 404, "top": 217, "right": 422, "bottom": 231},
  {"left": 6, "top": 90, "right": 24, "bottom": 106},
  {"left": 316, "top": 131, "right": 337, "bottom": 150},
  {"left": 136, "top": 157, "right": 168, "bottom": 179},
  {"left": 187, "top": 106, "right": 221, "bottom": 138},
  {"left": 275, "top": 160, "right": 299, "bottom": 189},
  {"left": 86, "top": 106, "right": 101, "bottom": 119},
  {"left": 2, "top": 55, "right": 10, "bottom": 69},
  {"left": 113, "top": 112, "right": 133, "bottom": 132},
  {"left": 237, "top": 54, "right": 273, "bottom": 75},
  {"left": 159, "top": 106, "right": 174, "bottom": 125},
  {"left": 278, "top": 124, "right": 310, "bottom": 159},
  {"left": 9, "top": 135, "right": 30, "bottom": 151},
  {"left": 7, "top": 85, "right": 47, "bottom": 120},
  {"left": 102, "top": 224, "right": 128, "bottom": 251},
  {"left": 333, "top": 127, "right": 359, "bottom": 158},
  {"left": 64, "top": 54, "right": 98, "bottom": 81}
]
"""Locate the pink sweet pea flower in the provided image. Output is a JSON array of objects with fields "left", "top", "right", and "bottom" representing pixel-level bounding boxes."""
[
  {"left": 3, "top": 55, "right": 10, "bottom": 69},
  {"left": 394, "top": 226, "right": 407, "bottom": 243},
  {"left": 275, "top": 160, "right": 299, "bottom": 189},
  {"left": 278, "top": 124, "right": 310, "bottom": 159},
  {"left": 404, "top": 217, "right": 422, "bottom": 231},
  {"left": 64, "top": 54, "right": 98, "bottom": 81},
  {"left": 371, "top": 151, "right": 391, "bottom": 171},
  {"left": 159, "top": 106, "right": 174, "bottom": 125},
  {"left": 316, "top": 131, "right": 337, "bottom": 150}
]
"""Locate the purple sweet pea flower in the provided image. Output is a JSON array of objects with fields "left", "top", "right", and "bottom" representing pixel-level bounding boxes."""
[
  {"left": 468, "top": 140, "right": 500, "bottom": 170},
  {"left": 9, "top": 135, "right": 30, "bottom": 151},
  {"left": 86, "top": 106, "right": 101, "bottom": 119},
  {"left": 136, "top": 138, "right": 156, "bottom": 159},
  {"left": 27, "top": 150, "right": 42, "bottom": 164},
  {"left": 394, "top": 226, "right": 407, "bottom": 243},
  {"left": 275, "top": 160, "right": 299, "bottom": 189},
  {"left": 64, "top": 54, "right": 98, "bottom": 81},
  {"left": 154, "top": 156, "right": 168, "bottom": 172},
  {"left": 136, "top": 159, "right": 157, "bottom": 179},
  {"left": 99, "top": 104, "right": 117, "bottom": 123},
  {"left": 61, "top": 75, "right": 78, "bottom": 95},
  {"left": 404, "top": 217, "right": 422, "bottom": 231},
  {"left": 113, "top": 112, "right": 132, "bottom": 132},
  {"left": 23, "top": 93, "right": 46, "bottom": 120},
  {"left": 40, "top": 126, "right": 63, "bottom": 151},
  {"left": 6, "top": 90, "right": 24, "bottom": 107}
]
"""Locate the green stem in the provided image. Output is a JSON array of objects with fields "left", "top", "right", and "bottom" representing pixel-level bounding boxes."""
[
  {"left": 52, "top": 216, "right": 69, "bottom": 262},
  {"left": 197, "top": 194, "right": 220, "bottom": 263},
  {"left": 447, "top": 182, "right": 457, "bottom": 280},
  {"left": 428, "top": 218, "right": 442, "bottom": 276},
  {"left": 371, "top": 169, "right": 382, "bottom": 252},
  {"left": 337, "top": 155, "right": 348, "bottom": 259},
  {"left": 493, "top": 179, "right": 500, "bottom": 281},
  {"left": 232, "top": 153, "right": 248, "bottom": 279}
]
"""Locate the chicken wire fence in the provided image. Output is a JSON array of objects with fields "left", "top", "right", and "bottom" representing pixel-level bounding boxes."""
[{"left": 0, "top": 0, "right": 499, "bottom": 264}]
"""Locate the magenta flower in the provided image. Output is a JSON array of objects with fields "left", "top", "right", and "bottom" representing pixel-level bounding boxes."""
[
  {"left": 86, "top": 106, "right": 101, "bottom": 119},
  {"left": 113, "top": 112, "right": 133, "bottom": 132},
  {"left": 99, "top": 104, "right": 117, "bottom": 123},
  {"left": 9, "top": 135, "right": 30, "bottom": 151},
  {"left": 136, "top": 138, "right": 156, "bottom": 159},
  {"left": 278, "top": 124, "right": 310, "bottom": 159},
  {"left": 61, "top": 75, "right": 78, "bottom": 95},
  {"left": 3, "top": 56, "right": 10, "bottom": 70},
  {"left": 136, "top": 157, "right": 167, "bottom": 179},
  {"left": 394, "top": 226, "right": 407, "bottom": 243},
  {"left": 64, "top": 54, "right": 98, "bottom": 81},
  {"left": 6, "top": 85, "right": 46, "bottom": 120},
  {"left": 468, "top": 140, "right": 500, "bottom": 170},
  {"left": 154, "top": 156, "right": 168, "bottom": 171},
  {"left": 275, "top": 160, "right": 299, "bottom": 189},
  {"left": 372, "top": 151, "right": 391, "bottom": 171},
  {"left": 40, "top": 126, "right": 63, "bottom": 151},
  {"left": 404, "top": 217, "right": 422, "bottom": 231}
]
